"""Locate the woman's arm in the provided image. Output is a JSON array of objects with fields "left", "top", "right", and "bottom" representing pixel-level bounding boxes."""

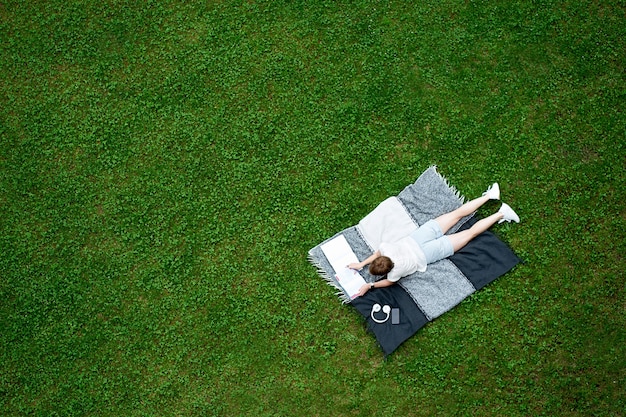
[
  {"left": 356, "top": 278, "right": 395, "bottom": 297},
  {"left": 347, "top": 250, "right": 381, "bottom": 271}
]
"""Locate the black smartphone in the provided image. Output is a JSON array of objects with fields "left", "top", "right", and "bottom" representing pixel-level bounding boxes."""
[{"left": 391, "top": 308, "right": 400, "bottom": 325}]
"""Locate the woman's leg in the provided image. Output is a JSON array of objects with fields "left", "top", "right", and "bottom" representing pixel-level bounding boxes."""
[
  {"left": 434, "top": 194, "right": 491, "bottom": 235},
  {"left": 434, "top": 183, "right": 500, "bottom": 234},
  {"left": 446, "top": 203, "right": 520, "bottom": 252},
  {"left": 446, "top": 212, "right": 503, "bottom": 252}
]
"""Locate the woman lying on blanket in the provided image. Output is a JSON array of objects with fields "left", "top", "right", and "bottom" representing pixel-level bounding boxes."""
[{"left": 348, "top": 183, "right": 519, "bottom": 297}]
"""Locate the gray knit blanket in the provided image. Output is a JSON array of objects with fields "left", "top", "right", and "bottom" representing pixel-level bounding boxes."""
[{"left": 308, "top": 166, "right": 521, "bottom": 354}]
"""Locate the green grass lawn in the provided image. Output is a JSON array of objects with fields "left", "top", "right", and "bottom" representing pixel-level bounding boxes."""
[{"left": 1, "top": 1, "right": 624, "bottom": 416}]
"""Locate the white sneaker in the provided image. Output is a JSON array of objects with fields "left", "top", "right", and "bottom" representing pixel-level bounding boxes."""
[
  {"left": 483, "top": 183, "right": 500, "bottom": 200},
  {"left": 498, "top": 203, "right": 520, "bottom": 223}
]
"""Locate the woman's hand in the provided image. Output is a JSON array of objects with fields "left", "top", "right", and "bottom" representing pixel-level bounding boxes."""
[
  {"left": 357, "top": 283, "right": 371, "bottom": 297},
  {"left": 347, "top": 262, "right": 363, "bottom": 271}
]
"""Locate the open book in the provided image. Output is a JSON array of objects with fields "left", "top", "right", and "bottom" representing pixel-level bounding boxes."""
[{"left": 320, "top": 234, "right": 366, "bottom": 299}]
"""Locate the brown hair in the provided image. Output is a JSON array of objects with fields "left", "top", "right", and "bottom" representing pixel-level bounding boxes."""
[{"left": 369, "top": 256, "right": 394, "bottom": 276}]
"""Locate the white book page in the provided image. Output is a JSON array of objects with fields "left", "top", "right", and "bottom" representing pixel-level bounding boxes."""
[
  {"left": 320, "top": 235, "right": 366, "bottom": 299},
  {"left": 335, "top": 267, "right": 366, "bottom": 299}
]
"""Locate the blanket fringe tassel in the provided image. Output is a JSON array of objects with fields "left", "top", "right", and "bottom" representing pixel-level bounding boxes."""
[
  {"left": 430, "top": 165, "right": 466, "bottom": 204},
  {"left": 307, "top": 253, "right": 352, "bottom": 304}
]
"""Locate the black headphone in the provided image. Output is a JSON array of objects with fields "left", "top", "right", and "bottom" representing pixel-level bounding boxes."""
[{"left": 370, "top": 303, "right": 391, "bottom": 324}]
